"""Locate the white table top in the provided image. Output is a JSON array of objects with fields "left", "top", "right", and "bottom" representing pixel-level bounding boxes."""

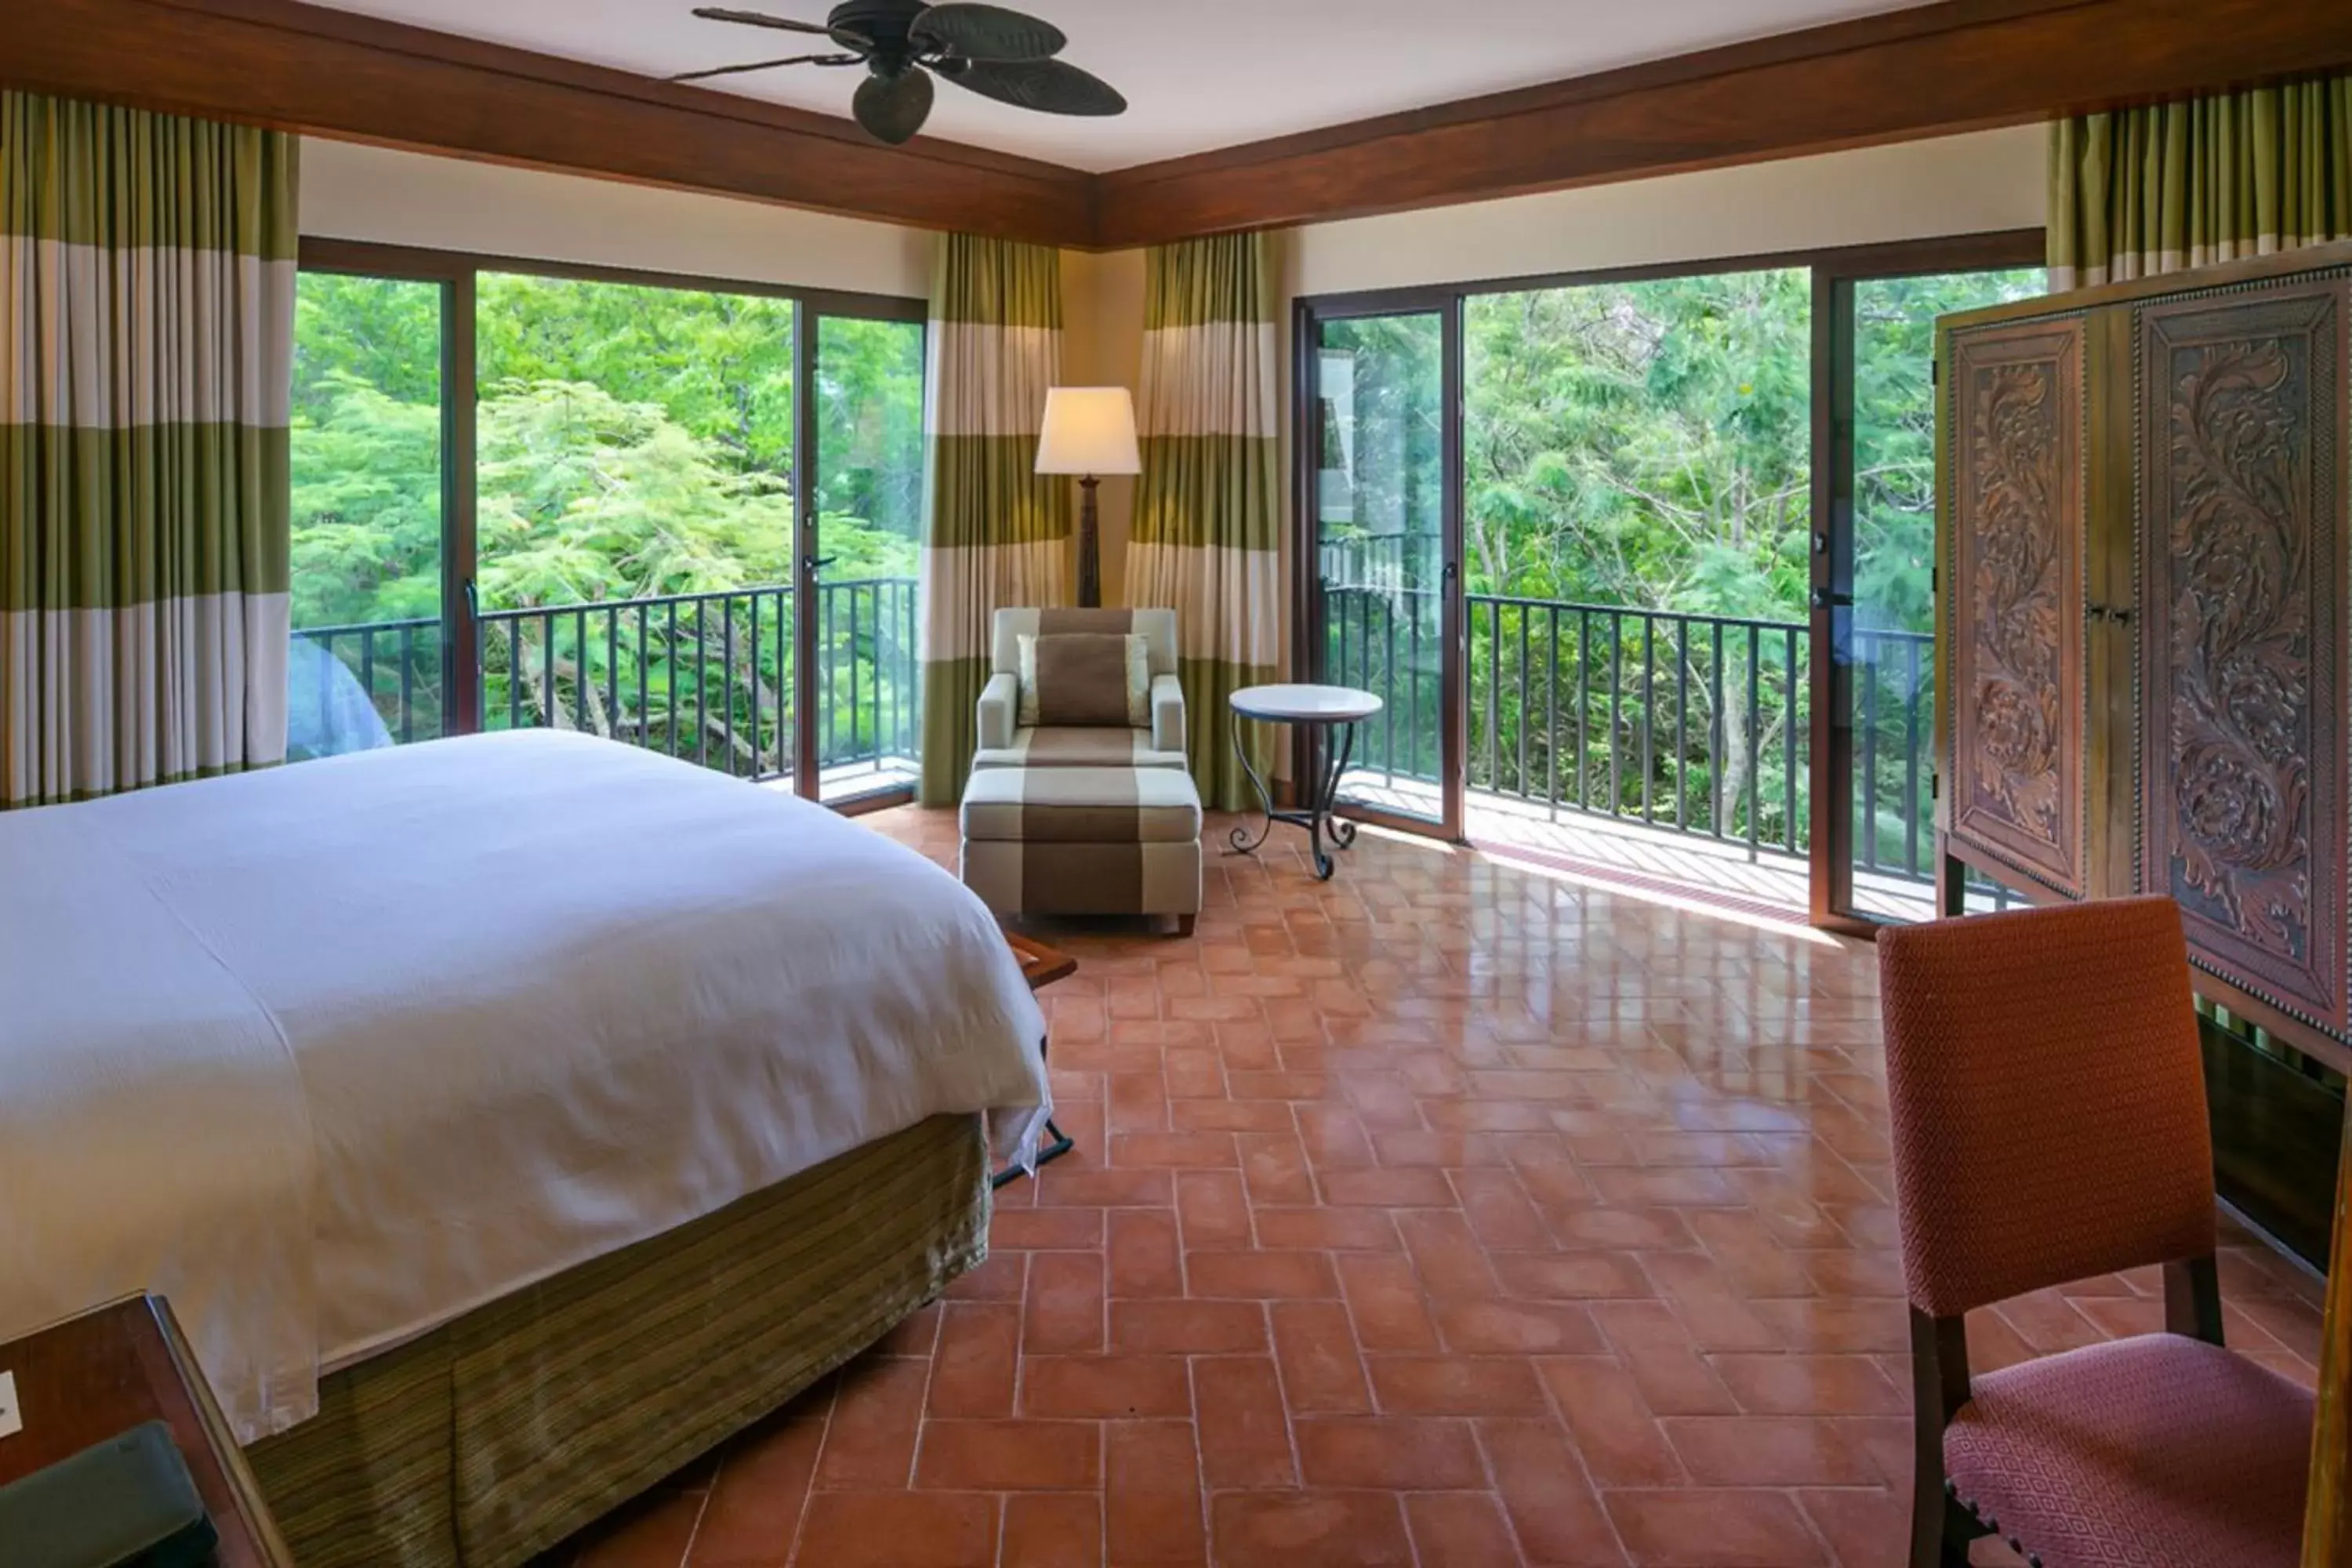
[{"left": 1229, "top": 683, "right": 1385, "bottom": 723}]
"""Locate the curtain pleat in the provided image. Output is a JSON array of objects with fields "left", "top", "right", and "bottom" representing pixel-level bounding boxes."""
[
  {"left": 916, "top": 234, "right": 1069, "bottom": 805},
  {"left": 1, "top": 91, "right": 296, "bottom": 806},
  {"left": 1124, "top": 232, "right": 1282, "bottom": 811},
  {"left": 2049, "top": 76, "right": 2352, "bottom": 289}
]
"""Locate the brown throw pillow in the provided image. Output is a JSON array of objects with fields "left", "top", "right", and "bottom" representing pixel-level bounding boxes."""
[{"left": 1022, "top": 633, "right": 1145, "bottom": 728}]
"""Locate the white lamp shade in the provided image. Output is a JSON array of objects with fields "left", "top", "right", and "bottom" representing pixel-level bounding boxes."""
[{"left": 1034, "top": 387, "right": 1142, "bottom": 477}]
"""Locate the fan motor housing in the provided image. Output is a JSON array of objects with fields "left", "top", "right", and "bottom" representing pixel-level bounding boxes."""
[{"left": 830, "top": 0, "right": 927, "bottom": 45}]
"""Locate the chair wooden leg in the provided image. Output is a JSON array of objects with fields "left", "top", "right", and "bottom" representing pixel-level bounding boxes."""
[
  {"left": 1171, "top": 913, "right": 1196, "bottom": 938},
  {"left": 2165, "top": 1252, "right": 2224, "bottom": 1344},
  {"left": 1907, "top": 1308, "right": 1976, "bottom": 1568}
]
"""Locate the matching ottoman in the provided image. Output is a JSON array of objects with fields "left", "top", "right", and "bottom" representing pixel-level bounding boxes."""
[{"left": 960, "top": 766, "right": 1203, "bottom": 936}]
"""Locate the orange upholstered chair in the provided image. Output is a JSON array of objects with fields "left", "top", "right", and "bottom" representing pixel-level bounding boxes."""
[{"left": 1878, "top": 896, "right": 2314, "bottom": 1568}]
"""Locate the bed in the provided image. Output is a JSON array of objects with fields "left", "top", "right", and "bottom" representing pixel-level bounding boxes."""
[{"left": 0, "top": 730, "right": 1051, "bottom": 1566}]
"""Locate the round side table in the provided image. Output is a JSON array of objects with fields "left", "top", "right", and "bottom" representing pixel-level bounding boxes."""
[{"left": 1226, "top": 683, "right": 1384, "bottom": 881}]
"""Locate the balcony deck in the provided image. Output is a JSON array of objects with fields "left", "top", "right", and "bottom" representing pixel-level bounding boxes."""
[{"left": 1341, "top": 776, "right": 1955, "bottom": 924}]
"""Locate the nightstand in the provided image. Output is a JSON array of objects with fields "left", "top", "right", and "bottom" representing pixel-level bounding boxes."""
[{"left": 0, "top": 1295, "right": 296, "bottom": 1566}]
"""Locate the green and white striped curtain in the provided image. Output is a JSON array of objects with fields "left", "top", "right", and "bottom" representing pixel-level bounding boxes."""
[
  {"left": 917, "top": 234, "right": 1069, "bottom": 804},
  {"left": 2, "top": 93, "right": 296, "bottom": 807},
  {"left": 1125, "top": 232, "right": 1280, "bottom": 812},
  {"left": 2050, "top": 75, "right": 2352, "bottom": 289}
]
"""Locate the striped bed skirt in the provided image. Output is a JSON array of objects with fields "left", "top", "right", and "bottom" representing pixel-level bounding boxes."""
[{"left": 247, "top": 1113, "right": 991, "bottom": 1567}]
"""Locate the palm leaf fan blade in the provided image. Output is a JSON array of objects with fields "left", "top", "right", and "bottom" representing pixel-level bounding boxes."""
[
  {"left": 909, "top": 3, "right": 1066, "bottom": 60},
  {"left": 690, "top": 6, "right": 835, "bottom": 35},
  {"left": 945, "top": 57, "right": 1124, "bottom": 115}
]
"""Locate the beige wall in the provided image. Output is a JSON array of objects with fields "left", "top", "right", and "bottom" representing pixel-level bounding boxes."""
[
  {"left": 298, "top": 138, "right": 934, "bottom": 299},
  {"left": 1057, "top": 246, "right": 1149, "bottom": 602},
  {"left": 1282, "top": 125, "right": 2046, "bottom": 299}
]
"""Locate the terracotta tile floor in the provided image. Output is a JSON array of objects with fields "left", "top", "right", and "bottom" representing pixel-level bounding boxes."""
[{"left": 549, "top": 808, "right": 2328, "bottom": 1568}]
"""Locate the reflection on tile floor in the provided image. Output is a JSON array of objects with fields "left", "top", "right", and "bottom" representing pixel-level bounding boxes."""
[{"left": 546, "top": 808, "right": 2327, "bottom": 1568}]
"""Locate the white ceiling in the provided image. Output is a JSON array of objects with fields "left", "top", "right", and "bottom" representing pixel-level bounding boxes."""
[{"left": 310, "top": 0, "right": 1943, "bottom": 172}]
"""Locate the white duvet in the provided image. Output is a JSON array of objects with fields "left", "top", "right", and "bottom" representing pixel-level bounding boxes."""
[{"left": 0, "top": 731, "right": 1049, "bottom": 1441}]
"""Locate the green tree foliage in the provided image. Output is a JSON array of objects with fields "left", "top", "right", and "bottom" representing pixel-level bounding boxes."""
[
  {"left": 1319, "top": 265, "right": 2042, "bottom": 863},
  {"left": 289, "top": 270, "right": 926, "bottom": 770}
]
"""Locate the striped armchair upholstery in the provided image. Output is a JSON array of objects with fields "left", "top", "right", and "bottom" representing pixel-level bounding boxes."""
[
  {"left": 960, "top": 608, "right": 1200, "bottom": 935},
  {"left": 973, "top": 608, "right": 1187, "bottom": 771}
]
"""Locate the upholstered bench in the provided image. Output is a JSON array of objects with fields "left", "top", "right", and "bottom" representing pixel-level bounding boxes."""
[{"left": 959, "top": 764, "right": 1203, "bottom": 935}]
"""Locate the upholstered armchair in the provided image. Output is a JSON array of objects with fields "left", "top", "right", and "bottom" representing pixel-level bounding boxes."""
[
  {"left": 958, "top": 606, "right": 1203, "bottom": 935},
  {"left": 973, "top": 607, "right": 1188, "bottom": 771}
]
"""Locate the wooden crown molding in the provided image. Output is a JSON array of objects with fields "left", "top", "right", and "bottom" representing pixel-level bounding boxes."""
[
  {"left": 1094, "top": 0, "right": 2352, "bottom": 246},
  {"left": 0, "top": 0, "right": 1098, "bottom": 246},
  {"left": 5, "top": 0, "right": 2350, "bottom": 252}
]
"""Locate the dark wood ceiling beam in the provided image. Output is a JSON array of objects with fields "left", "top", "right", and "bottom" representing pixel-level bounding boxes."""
[
  {"left": 5, "top": 0, "right": 2350, "bottom": 252},
  {"left": 0, "top": 0, "right": 1099, "bottom": 246},
  {"left": 1093, "top": 0, "right": 2352, "bottom": 248}
]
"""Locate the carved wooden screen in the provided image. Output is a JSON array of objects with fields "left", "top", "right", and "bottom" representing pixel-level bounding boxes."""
[
  {"left": 1946, "top": 317, "right": 2089, "bottom": 898},
  {"left": 2140, "top": 279, "right": 2350, "bottom": 1042}
]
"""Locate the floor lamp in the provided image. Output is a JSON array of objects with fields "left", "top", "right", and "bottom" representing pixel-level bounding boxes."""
[{"left": 1035, "top": 387, "right": 1141, "bottom": 608}]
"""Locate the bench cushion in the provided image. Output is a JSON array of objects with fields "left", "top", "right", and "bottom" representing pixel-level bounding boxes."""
[
  {"left": 971, "top": 727, "right": 1188, "bottom": 772},
  {"left": 960, "top": 766, "right": 1202, "bottom": 846}
]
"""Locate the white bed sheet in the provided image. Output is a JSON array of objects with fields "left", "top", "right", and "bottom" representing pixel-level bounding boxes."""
[{"left": 0, "top": 731, "right": 1049, "bottom": 1441}]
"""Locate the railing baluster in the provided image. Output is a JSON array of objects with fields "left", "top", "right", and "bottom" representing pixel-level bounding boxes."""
[
  {"left": 750, "top": 593, "right": 763, "bottom": 776},
  {"left": 1904, "top": 633, "right": 1923, "bottom": 877},
  {"left": 605, "top": 606, "right": 619, "bottom": 742},
  {"left": 360, "top": 630, "right": 378, "bottom": 737},
  {"left": 318, "top": 632, "right": 336, "bottom": 748},
  {"left": 1709, "top": 621, "right": 1725, "bottom": 839},
  {"left": 1784, "top": 626, "right": 1800, "bottom": 855},
  {"left": 723, "top": 595, "right": 739, "bottom": 776},
  {"left": 849, "top": 586, "right": 863, "bottom": 767},
  {"left": 1576, "top": 610, "right": 1591, "bottom": 811},
  {"left": 1515, "top": 604, "right": 1530, "bottom": 799},
  {"left": 398, "top": 626, "right": 416, "bottom": 743},
  {"left": 1607, "top": 611, "right": 1623, "bottom": 821},
  {"left": 1640, "top": 615, "right": 1655, "bottom": 824},
  {"left": 1484, "top": 599, "right": 1499, "bottom": 794},
  {"left": 696, "top": 600, "right": 711, "bottom": 769},
  {"left": 1675, "top": 619, "right": 1690, "bottom": 834},
  {"left": 1383, "top": 593, "right": 1397, "bottom": 782},
  {"left": 1546, "top": 605, "right": 1560, "bottom": 822},
  {"left": 1746, "top": 624, "right": 1762, "bottom": 860},
  {"left": 539, "top": 611, "right": 556, "bottom": 730},
  {"left": 1406, "top": 597, "right": 1422, "bottom": 786},
  {"left": 1861, "top": 641, "right": 1881, "bottom": 873}
]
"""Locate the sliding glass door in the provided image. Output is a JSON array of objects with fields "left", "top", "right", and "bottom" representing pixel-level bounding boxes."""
[
  {"left": 809, "top": 310, "right": 926, "bottom": 804},
  {"left": 1820, "top": 258, "right": 2044, "bottom": 923},
  {"left": 288, "top": 270, "right": 452, "bottom": 758},
  {"left": 1307, "top": 307, "right": 1462, "bottom": 835},
  {"left": 290, "top": 242, "right": 924, "bottom": 807},
  {"left": 1298, "top": 231, "right": 2045, "bottom": 927}
]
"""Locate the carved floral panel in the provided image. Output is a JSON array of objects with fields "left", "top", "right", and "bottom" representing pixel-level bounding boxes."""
[
  {"left": 2141, "top": 284, "right": 2347, "bottom": 1036},
  {"left": 1949, "top": 319, "right": 2085, "bottom": 897}
]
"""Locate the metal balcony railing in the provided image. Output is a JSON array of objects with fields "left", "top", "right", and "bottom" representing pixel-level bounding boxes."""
[
  {"left": 291, "top": 577, "right": 921, "bottom": 786},
  {"left": 1323, "top": 583, "right": 1939, "bottom": 885}
]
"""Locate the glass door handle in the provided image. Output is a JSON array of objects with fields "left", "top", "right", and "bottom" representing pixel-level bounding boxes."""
[{"left": 802, "top": 554, "right": 838, "bottom": 576}]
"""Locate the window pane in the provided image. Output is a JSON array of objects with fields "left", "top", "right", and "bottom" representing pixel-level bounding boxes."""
[
  {"left": 1844, "top": 267, "right": 2045, "bottom": 921},
  {"left": 474, "top": 274, "right": 798, "bottom": 782},
  {"left": 814, "top": 314, "right": 924, "bottom": 804},
  {"left": 1316, "top": 312, "right": 1448, "bottom": 824},
  {"left": 289, "top": 272, "right": 445, "bottom": 758},
  {"left": 1461, "top": 270, "right": 1813, "bottom": 869}
]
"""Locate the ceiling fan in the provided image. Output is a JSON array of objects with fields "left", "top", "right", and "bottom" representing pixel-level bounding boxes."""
[{"left": 673, "top": 2, "right": 1127, "bottom": 146}]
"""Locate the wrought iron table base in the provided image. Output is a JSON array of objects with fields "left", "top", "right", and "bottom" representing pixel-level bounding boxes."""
[{"left": 1226, "top": 707, "right": 1362, "bottom": 881}]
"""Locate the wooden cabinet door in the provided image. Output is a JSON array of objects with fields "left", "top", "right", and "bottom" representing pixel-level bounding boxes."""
[
  {"left": 1944, "top": 315, "right": 2091, "bottom": 899},
  {"left": 2139, "top": 278, "right": 2350, "bottom": 1044}
]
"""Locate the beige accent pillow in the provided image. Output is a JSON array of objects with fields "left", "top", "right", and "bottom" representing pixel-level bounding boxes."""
[{"left": 1018, "top": 632, "right": 1149, "bottom": 728}]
